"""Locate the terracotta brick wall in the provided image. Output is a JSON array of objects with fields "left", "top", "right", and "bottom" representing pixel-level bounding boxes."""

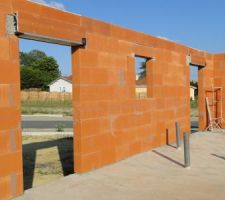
[
  {"left": 214, "top": 54, "right": 225, "bottom": 122},
  {"left": 0, "top": 0, "right": 222, "bottom": 198},
  {"left": 198, "top": 53, "right": 214, "bottom": 130},
  {"left": 0, "top": 1, "right": 23, "bottom": 199}
]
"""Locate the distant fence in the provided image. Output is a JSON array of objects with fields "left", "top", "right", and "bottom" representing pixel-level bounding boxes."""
[{"left": 21, "top": 91, "right": 72, "bottom": 101}]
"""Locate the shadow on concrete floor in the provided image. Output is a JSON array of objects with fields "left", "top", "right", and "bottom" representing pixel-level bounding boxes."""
[
  {"left": 211, "top": 154, "right": 225, "bottom": 161},
  {"left": 152, "top": 150, "right": 184, "bottom": 167},
  {"left": 23, "top": 137, "right": 74, "bottom": 190},
  {"left": 165, "top": 129, "right": 177, "bottom": 149}
]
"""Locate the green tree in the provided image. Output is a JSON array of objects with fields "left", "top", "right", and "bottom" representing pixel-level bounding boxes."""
[
  {"left": 20, "top": 50, "right": 46, "bottom": 67},
  {"left": 190, "top": 80, "right": 198, "bottom": 88},
  {"left": 139, "top": 62, "right": 146, "bottom": 78},
  {"left": 20, "top": 67, "right": 43, "bottom": 89},
  {"left": 20, "top": 50, "right": 61, "bottom": 90},
  {"left": 32, "top": 57, "right": 60, "bottom": 81}
]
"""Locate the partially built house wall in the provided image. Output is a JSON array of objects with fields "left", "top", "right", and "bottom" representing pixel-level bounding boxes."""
[
  {"left": 0, "top": 0, "right": 222, "bottom": 199},
  {"left": 72, "top": 18, "right": 214, "bottom": 172},
  {"left": 0, "top": 1, "right": 23, "bottom": 200},
  {"left": 214, "top": 54, "right": 225, "bottom": 123}
]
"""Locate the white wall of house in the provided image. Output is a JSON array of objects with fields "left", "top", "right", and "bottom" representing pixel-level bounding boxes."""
[
  {"left": 136, "top": 86, "right": 147, "bottom": 99},
  {"left": 190, "top": 87, "right": 196, "bottom": 100},
  {"left": 49, "top": 79, "right": 72, "bottom": 93}
]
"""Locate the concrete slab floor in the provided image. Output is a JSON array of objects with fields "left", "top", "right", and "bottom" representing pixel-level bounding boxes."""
[{"left": 15, "top": 132, "right": 225, "bottom": 200}]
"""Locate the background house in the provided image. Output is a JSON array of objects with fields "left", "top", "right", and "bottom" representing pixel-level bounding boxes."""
[
  {"left": 190, "top": 85, "right": 197, "bottom": 100},
  {"left": 136, "top": 77, "right": 147, "bottom": 99},
  {"left": 49, "top": 75, "right": 72, "bottom": 93},
  {"left": 136, "top": 77, "right": 198, "bottom": 100}
]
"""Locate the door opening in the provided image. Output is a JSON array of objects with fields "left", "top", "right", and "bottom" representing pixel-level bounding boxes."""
[{"left": 19, "top": 38, "right": 74, "bottom": 190}]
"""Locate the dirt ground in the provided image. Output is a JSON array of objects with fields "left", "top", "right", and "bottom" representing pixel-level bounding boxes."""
[{"left": 22, "top": 135, "right": 74, "bottom": 190}]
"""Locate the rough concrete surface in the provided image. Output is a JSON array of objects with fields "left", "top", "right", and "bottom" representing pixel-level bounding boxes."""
[{"left": 15, "top": 132, "right": 225, "bottom": 200}]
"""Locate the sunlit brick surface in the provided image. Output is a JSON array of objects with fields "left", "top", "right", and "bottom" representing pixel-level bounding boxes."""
[{"left": 0, "top": 0, "right": 224, "bottom": 198}]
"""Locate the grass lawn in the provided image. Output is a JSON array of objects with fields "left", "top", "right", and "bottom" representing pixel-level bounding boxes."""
[
  {"left": 23, "top": 135, "right": 74, "bottom": 190},
  {"left": 190, "top": 99, "right": 198, "bottom": 118},
  {"left": 21, "top": 100, "right": 72, "bottom": 116},
  {"left": 22, "top": 99, "right": 198, "bottom": 117}
]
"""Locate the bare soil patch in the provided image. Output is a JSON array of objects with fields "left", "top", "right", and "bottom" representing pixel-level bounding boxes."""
[{"left": 22, "top": 135, "right": 73, "bottom": 190}]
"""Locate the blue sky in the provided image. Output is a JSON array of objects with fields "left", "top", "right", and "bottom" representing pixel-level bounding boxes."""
[{"left": 20, "top": 0, "right": 225, "bottom": 79}]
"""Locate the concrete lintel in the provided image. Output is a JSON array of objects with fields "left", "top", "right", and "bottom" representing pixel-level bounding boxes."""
[
  {"left": 6, "top": 14, "right": 18, "bottom": 35},
  {"left": 16, "top": 32, "right": 86, "bottom": 47},
  {"left": 186, "top": 55, "right": 192, "bottom": 65}
]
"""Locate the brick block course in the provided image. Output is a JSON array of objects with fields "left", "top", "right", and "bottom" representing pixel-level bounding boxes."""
[{"left": 0, "top": 0, "right": 224, "bottom": 198}]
